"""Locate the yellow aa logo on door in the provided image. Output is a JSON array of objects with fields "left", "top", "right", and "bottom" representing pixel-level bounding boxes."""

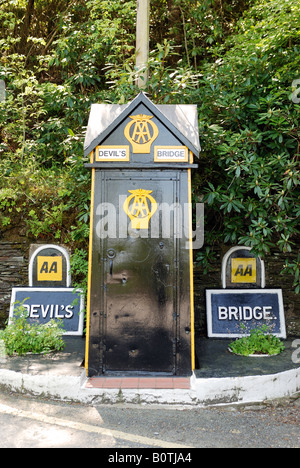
[
  {"left": 123, "top": 189, "right": 158, "bottom": 230},
  {"left": 37, "top": 256, "right": 63, "bottom": 281},
  {"left": 124, "top": 114, "right": 159, "bottom": 153},
  {"left": 231, "top": 258, "right": 256, "bottom": 283}
]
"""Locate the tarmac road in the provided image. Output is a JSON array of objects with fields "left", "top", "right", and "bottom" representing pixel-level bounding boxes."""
[{"left": 0, "top": 390, "right": 299, "bottom": 449}]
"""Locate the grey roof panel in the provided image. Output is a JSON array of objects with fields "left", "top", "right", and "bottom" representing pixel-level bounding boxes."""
[
  {"left": 84, "top": 103, "right": 128, "bottom": 153},
  {"left": 84, "top": 92, "right": 200, "bottom": 157},
  {"left": 157, "top": 104, "right": 200, "bottom": 153}
]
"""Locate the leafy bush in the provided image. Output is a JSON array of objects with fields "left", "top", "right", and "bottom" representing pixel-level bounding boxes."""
[
  {"left": 229, "top": 325, "right": 285, "bottom": 356},
  {"left": 0, "top": 0, "right": 299, "bottom": 296},
  {"left": 0, "top": 304, "right": 65, "bottom": 356},
  {"left": 195, "top": 0, "right": 300, "bottom": 292}
]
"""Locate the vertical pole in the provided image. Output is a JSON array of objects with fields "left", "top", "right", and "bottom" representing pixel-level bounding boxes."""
[{"left": 136, "top": 0, "right": 150, "bottom": 88}]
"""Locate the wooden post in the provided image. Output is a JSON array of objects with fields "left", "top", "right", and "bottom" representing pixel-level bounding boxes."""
[{"left": 136, "top": 0, "right": 150, "bottom": 88}]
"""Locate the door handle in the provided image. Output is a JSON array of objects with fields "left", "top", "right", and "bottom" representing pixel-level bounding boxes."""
[{"left": 107, "top": 249, "right": 116, "bottom": 277}]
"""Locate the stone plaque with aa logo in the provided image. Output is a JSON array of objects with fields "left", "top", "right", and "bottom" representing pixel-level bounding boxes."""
[
  {"left": 9, "top": 244, "right": 83, "bottom": 335},
  {"left": 29, "top": 244, "right": 71, "bottom": 288},
  {"left": 222, "top": 246, "right": 265, "bottom": 289}
]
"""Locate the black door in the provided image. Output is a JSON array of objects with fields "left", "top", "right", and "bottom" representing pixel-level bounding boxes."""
[{"left": 102, "top": 172, "right": 179, "bottom": 373}]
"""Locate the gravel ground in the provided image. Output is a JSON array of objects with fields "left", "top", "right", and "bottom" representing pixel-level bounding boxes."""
[
  {"left": 0, "top": 390, "right": 299, "bottom": 448},
  {"left": 95, "top": 395, "right": 300, "bottom": 448}
]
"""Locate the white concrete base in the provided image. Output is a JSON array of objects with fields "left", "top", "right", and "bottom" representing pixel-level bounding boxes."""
[
  {"left": 190, "top": 367, "right": 300, "bottom": 406},
  {"left": 0, "top": 366, "right": 299, "bottom": 407}
]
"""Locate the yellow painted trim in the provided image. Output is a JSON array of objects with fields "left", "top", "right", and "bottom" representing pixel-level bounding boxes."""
[
  {"left": 85, "top": 168, "right": 95, "bottom": 375},
  {"left": 188, "top": 168, "right": 195, "bottom": 371},
  {"left": 189, "top": 150, "right": 194, "bottom": 164}
]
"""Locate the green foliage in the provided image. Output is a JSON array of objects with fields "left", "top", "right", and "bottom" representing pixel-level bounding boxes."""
[
  {"left": 229, "top": 325, "right": 285, "bottom": 356},
  {"left": 0, "top": 187, "right": 17, "bottom": 227},
  {"left": 106, "top": 40, "right": 200, "bottom": 104},
  {"left": 195, "top": 0, "right": 300, "bottom": 290},
  {"left": 281, "top": 253, "right": 300, "bottom": 294},
  {"left": 0, "top": 162, "right": 90, "bottom": 248},
  {"left": 0, "top": 302, "right": 65, "bottom": 356},
  {"left": 70, "top": 248, "right": 89, "bottom": 299},
  {"left": 0, "top": 0, "right": 136, "bottom": 167},
  {"left": 150, "top": 0, "right": 252, "bottom": 66},
  {"left": 0, "top": 0, "right": 299, "bottom": 296}
]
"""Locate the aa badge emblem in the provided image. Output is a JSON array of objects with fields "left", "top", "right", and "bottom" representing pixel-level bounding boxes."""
[
  {"left": 124, "top": 114, "right": 159, "bottom": 153},
  {"left": 123, "top": 189, "right": 158, "bottom": 230}
]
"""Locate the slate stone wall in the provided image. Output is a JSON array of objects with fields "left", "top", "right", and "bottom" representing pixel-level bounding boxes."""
[{"left": 0, "top": 240, "right": 29, "bottom": 327}]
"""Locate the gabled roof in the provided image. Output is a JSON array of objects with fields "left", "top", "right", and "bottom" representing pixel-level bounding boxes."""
[{"left": 84, "top": 92, "right": 200, "bottom": 157}]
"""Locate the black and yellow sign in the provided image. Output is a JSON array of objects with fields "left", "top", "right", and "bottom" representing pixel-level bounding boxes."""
[
  {"left": 231, "top": 258, "right": 256, "bottom": 283},
  {"left": 123, "top": 188, "right": 158, "bottom": 230},
  {"left": 37, "top": 256, "right": 63, "bottom": 282},
  {"left": 222, "top": 246, "right": 265, "bottom": 289},
  {"left": 85, "top": 92, "right": 200, "bottom": 167},
  {"left": 124, "top": 114, "right": 159, "bottom": 153},
  {"left": 84, "top": 92, "right": 201, "bottom": 377},
  {"left": 29, "top": 244, "right": 71, "bottom": 288}
]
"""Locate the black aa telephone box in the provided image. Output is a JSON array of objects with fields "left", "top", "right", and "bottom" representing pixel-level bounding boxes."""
[{"left": 84, "top": 93, "right": 200, "bottom": 377}]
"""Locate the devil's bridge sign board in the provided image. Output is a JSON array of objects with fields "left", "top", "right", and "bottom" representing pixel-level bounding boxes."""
[
  {"left": 9, "top": 287, "right": 84, "bottom": 336},
  {"left": 206, "top": 289, "right": 286, "bottom": 338}
]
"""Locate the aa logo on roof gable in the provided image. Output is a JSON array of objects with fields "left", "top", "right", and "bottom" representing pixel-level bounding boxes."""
[{"left": 124, "top": 114, "right": 159, "bottom": 153}]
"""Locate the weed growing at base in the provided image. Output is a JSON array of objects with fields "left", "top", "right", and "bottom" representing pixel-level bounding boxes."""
[
  {"left": 0, "top": 302, "right": 65, "bottom": 356},
  {"left": 229, "top": 324, "right": 285, "bottom": 356}
]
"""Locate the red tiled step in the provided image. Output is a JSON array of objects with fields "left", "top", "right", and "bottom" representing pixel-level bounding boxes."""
[{"left": 85, "top": 376, "right": 191, "bottom": 390}]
